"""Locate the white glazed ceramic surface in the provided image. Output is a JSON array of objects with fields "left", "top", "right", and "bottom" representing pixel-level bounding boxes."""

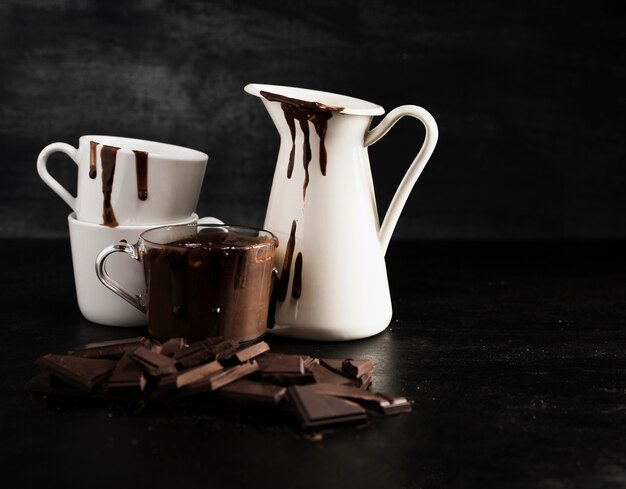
[
  {"left": 68, "top": 213, "right": 218, "bottom": 327},
  {"left": 245, "top": 83, "right": 438, "bottom": 341},
  {"left": 38, "top": 136, "right": 208, "bottom": 226}
]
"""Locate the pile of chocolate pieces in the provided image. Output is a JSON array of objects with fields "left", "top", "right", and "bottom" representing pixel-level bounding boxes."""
[{"left": 26, "top": 336, "right": 411, "bottom": 432}]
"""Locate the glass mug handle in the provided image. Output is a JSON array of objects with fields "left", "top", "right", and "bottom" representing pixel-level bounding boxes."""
[{"left": 95, "top": 241, "right": 146, "bottom": 313}]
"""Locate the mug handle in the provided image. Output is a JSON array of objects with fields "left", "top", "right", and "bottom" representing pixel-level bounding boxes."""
[
  {"left": 364, "top": 105, "right": 439, "bottom": 255},
  {"left": 95, "top": 241, "right": 145, "bottom": 313},
  {"left": 95, "top": 217, "right": 223, "bottom": 312},
  {"left": 36, "top": 142, "right": 79, "bottom": 211}
]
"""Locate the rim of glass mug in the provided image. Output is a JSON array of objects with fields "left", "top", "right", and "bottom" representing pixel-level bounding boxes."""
[
  {"left": 244, "top": 83, "right": 385, "bottom": 116},
  {"left": 139, "top": 223, "right": 279, "bottom": 250},
  {"left": 81, "top": 135, "right": 208, "bottom": 162}
]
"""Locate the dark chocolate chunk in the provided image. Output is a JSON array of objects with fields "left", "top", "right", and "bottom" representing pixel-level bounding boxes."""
[
  {"left": 287, "top": 385, "right": 368, "bottom": 430},
  {"left": 358, "top": 371, "right": 373, "bottom": 390},
  {"left": 173, "top": 341, "right": 212, "bottom": 368},
  {"left": 204, "top": 336, "right": 225, "bottom": 345},
  {"left": 69, "top": 337, "right": 147, "bottom": 358},
  {"left": 342, "top": 359, "right": 374, "bottom": 379},
  {"left": 215, "top": 379, "right": 286, "bottom": 406},
  {"left": 178, "top": 361, "right": 259, "bottom": 396},
  {"left": 108, "top": 353, "right": 146, "bottom": 393},
  {"left": 26, "top": 371, "right": 79, "bottom": 396},
  {"left": 158, "top": 360, "right": 223, "bottom": 392},
  {"left": 378, "top": 393, "right": 412, "bottom": 415},
  {"left": 309, "top": 383, "right": 411, "bottom": 415},
  {"left": 158, "top": 338, "right": 185, "bottom": 357},
  {"left": 129, "top": 346, "right": 178, "bottom": 376},
  {"left": 36, "top": 354, "right": 117, "bottom": 392},
  {"left": 232, "top": 341, "right": 270, "bottom": 363},
  {"left": 257, "top": 353, "right": 305, "bottom": 374},
  {"left": 205, "top": 338, "right": 240, "bottom": 360},
  {"left": 309, "top": 364, "right": 356, "bottom": 387},
  {"left": 319, "top": 358, "right": 345, "bottom": 374}
]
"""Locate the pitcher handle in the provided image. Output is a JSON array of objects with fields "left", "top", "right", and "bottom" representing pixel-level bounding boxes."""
[
  {"left": 36, "top": 142, "right": 79, "bottom": 211},
  {"left": 95, "top": 241, "right": 146, "bottom": 313},
  {"left": 364, "top": 105, "right": 438, "bottom": 255}
]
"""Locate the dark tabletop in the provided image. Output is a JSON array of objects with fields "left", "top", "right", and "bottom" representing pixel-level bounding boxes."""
[{"left": 1, "top": 238, "right": 625, "bottom": 489}]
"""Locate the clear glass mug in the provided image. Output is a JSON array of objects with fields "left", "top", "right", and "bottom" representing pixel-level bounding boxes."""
[{"left": 96, "top": 224, "right": 278, "bottom": 343}]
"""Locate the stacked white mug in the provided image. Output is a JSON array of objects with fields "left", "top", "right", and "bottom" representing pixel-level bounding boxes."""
[{"left": 37, "top": 135, "right": 220, "bottom": 326}]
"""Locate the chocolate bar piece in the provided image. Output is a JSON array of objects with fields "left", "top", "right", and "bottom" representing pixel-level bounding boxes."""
[
  {"left": 204, "top": 338, "right": 240, "bottom": 360},
  {"left": 215, "top": 379, "right": 286, "bottom": 406},
  {"left": 69, "top": 337, "right": 147, "bottom": 358},
  {"left": 309, "top": 364, "right": 356, "bottom": 387},
  {"left": 158, "top": 338, "right": 185, "bottom": 357},
  {"left": 178, "top": 361, "right": 259, "bottom": 396},
  {"left": 342, "top": 359, "right": 374, "bottom": 379},
  {"left": 129, "top": 346, "right": 178, "bottom": 376},
  {"left": 204, "top": 336, "right": 224, "bottom": 345},
  {"left": 378, "top": 393, "right": 412, "bottom": 415},
  {"left": 309, "top": 382, "right": 384, "bottom": 403},
  {"left": 36, "top": 354, "right": 117, "bottom": 392},
  {"left": 258, "top": 353, "right": 305, "bottom": 374},
  {"left": 255, "top": 353, "right": 314, "bottom": 385},
  {"left": 319, "top": 358, "right": 344, "bottom": 374},
  {"left": 173, "top": 341, "right": 212, "bottom": 368},
  {"left": 158, "top": 360, "right": 223, "bottom": 391},
  {"left": 232, "top": 341, "right": 270, "bottom": 363},
  {"left": 309, "top": 383, "right": 411, "bottom": 415},
  {"left": 358, "top": 371, "right": 373, "bottom": 390},
  {"left": 287, "top": 385, "right": 368, "bottom": 430},
  {"left": 107, "top": 353, "right": 147, "bottom": 393}
]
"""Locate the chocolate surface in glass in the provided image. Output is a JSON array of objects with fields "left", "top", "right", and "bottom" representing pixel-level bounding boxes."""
[{"left": 142, "top": 228, "right": 276, "bottom": 343}]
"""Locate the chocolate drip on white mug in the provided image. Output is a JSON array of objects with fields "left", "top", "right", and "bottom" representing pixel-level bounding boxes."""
[
  {"left": 100, "top": 145, "right": 120, "bottom": 227},
  {"left": 133, "top": 150, "right": 149, "bottom": 201},
  {"left": 89, "top": 141, "right": 98, "bottom": 179}
]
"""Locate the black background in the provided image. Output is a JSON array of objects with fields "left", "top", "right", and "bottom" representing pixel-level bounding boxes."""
[{"left": 1, "top": 0, "right": 624, "bottom": 239}]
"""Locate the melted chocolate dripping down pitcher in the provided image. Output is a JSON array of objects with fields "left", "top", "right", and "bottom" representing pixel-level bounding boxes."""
[{"left": 260, "top": 91, "right": 343, "bottom": 200}]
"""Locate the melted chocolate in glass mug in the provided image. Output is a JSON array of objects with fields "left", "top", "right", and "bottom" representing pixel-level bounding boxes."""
[{"left": 96, "top": 224, "right": 278, "bottom": 343}]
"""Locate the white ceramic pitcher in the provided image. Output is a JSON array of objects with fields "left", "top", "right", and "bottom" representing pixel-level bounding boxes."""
[{"left": 245, "top": 83, "right": 438, "bottom": 341}]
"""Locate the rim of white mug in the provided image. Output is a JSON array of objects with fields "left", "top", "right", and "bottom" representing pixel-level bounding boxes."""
[
  {"left": 79, "top": 135, "right": 208, "bottom": 162},
  {"left": 67, "top": 212, "right": 200, "bottom": 229},
  {"left": 244, "top": 83, "right": 385, "bottom": 116}
]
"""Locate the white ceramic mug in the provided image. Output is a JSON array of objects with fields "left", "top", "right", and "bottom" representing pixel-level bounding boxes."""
[
  {"left": 68, "top": 213, "right": 222, "bottom": 327},
  {"left": 38, "top": 136, "right": 208, "bottom": 226}
]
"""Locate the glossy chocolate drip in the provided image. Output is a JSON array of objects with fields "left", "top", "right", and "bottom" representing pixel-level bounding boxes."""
[
  {"left": 261, "top": 91, "right": 343, "bottom": 199},
  {"left": 166, "top": 247, "right": 189, "bottom": 318},
  {"left": 100, "top": 145, "right": 120, "bottom": 227},
  {"left": 89, "top": 141, "right": 98, "bottom": 179},
  {"left": 234, "top": 251, "right": 248, "bottom": 289},
  {"left": 281, "top": 104, "right": 297, "bottom": 179},
  {"left": 310, "top": 112, "right": 332, "bottom": 176},
  {"left": 277, "top": 220, "right": 297, "bottom": 302},
  {"left": 292, "top": 252, "right": 303, "bottom": 299},
  {"left": 298, "top": 118, "right": 312, "bottom": 199},
  {"left": 267, "top": 269, "right": 280, "bottom": 329},
  {"left": 133, "top": 150, "right": 149, "bottom": 201}
]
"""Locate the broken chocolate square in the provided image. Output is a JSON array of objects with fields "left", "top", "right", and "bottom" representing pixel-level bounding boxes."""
[
  {"left": 341, "top": 359, "right": 374, "bottom": 379},
  {"left": 129, "top": 346, "right": 178, "bottom": 376},
  {"left": 108, "top": 353, "right": 147, "bottom": 393},
  {"left": 36, "top": 354, "right": 117, "bottom": 392},
  {"left": 287, "top": 384, "right": 368, "bottom": 430},
  {"left": 69, "top": 337, "right": 147, "bottom": 358}
]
